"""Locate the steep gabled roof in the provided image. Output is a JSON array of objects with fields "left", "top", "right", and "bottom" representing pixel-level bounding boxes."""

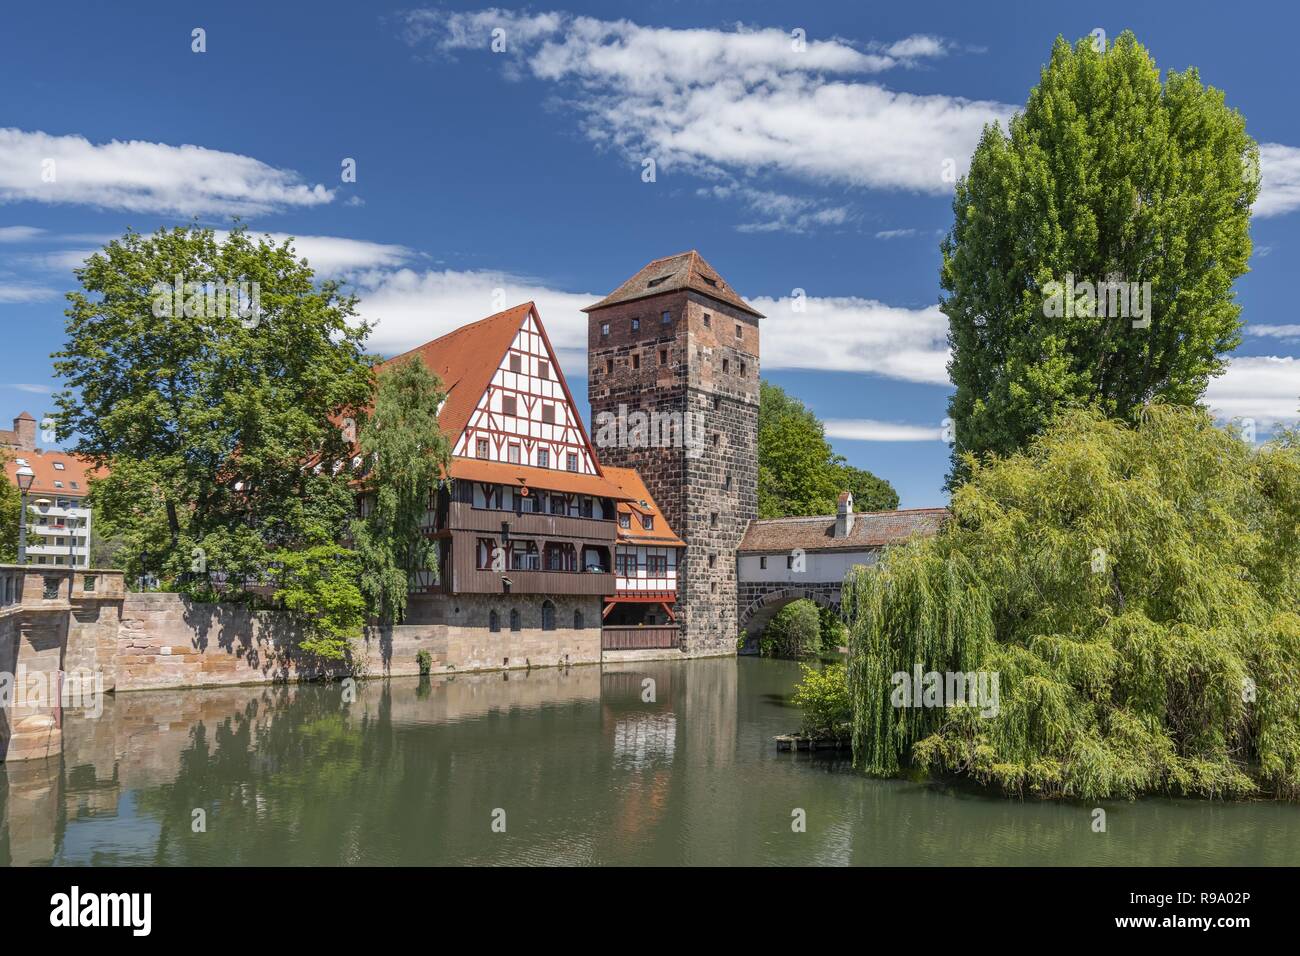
[
  {"left": 738, "top": 508, "right": 948, "bottom": 553},
  {"left": 582, "top": 250, "right": 764, "bottom": 318},
  {"left": 3, "top": 448, "right": 103, "bottom": 499},
  {"left": 602, "top": 465, "right": 685, "bottom": 548},
  {"left": 376, "top": 302, "right": 533, "bottom": 443}
]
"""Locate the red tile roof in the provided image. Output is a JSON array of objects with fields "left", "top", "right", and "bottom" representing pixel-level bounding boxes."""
[
  {"left": 376, "top": 302, "right": 534, "bottom": 444},
  {"left": 738, "top": 508, "right": 948, "bottom": 553},
  {"left": 3, "top": 448, "right": 102, "bottom": 499},
  {"left": 449, "top": 457, "right": 632, "bottom": 502},
  {"left": 582, "top": 250, "right": 764, "bottom": 318},
  {"left": 602, "top": 466, "right": 685, "bottom": 548}
]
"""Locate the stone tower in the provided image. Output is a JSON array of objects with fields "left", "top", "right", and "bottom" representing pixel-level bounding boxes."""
[{"left": 584, "top": 251, "right": 762, "bottom": 655}]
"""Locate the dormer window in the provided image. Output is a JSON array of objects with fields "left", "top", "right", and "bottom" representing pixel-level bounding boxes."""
[
  {"left": 647, "top": 275, "right": 670, "bottom": 288},
  {"left": 701, "top": 275, "right": 718, "bottom": 288},
  {"left": 619, "top": 513, "right": 631, "bottom": 529},
  {"left": 642, "top": 515, "right": 654, "bottom": 531},
  {"left": 52, "top": 462, "right": 65, "bottom": 470}
]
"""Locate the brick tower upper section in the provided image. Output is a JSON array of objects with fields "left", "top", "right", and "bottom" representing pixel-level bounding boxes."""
[{"left": 584, "top": 251, "right": 761, "bottom": 655}]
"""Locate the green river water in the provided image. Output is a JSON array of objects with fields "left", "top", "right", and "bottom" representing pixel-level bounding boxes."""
[{"left": 2, "top": 657, "right": 1295, "bottom": 865}]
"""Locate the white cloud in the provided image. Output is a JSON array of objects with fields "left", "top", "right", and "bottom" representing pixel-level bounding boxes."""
[
  {"left": 751, "top": 293, "right": 950, "bottom": 384},
  {"left": 1257, "top": 143, "right": 1300, "bottom": 218},
  {"left": 1204, "top": 355, "right": 1300, "bottom": 424},
  {"left": 0, "top": 225, "right": 45, "bottom": 242},
  {"left": 0, "top": 128, "right": 335, "bottom": 216},
  {"left": 352, "top": 267, "right": 599, "bottom": 369},
  {"left": 875, "top": 228, "right": 920, "bottom": 239},
  {"left": 0, "top": 282, "right": 58, "bottom": 303},
  {"left": 824, "top": 418, "right": 943, "bottom": 441},
  {"left": 698, "top": 184, "right": 850, "bottom": 234},
  {"left": 4, "top": 383, "right": 52, "bottom": 394},
  {"left": 19, "top": 233, "right": 415, "bottom": 279},
  {"left": 402, "top": 10, "right": 1012, "bottom": 195},
  {"left": 1245, "top": 324, "right": 1300, "bottom": 342}
]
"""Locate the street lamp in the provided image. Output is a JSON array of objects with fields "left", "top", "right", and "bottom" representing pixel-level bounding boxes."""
[{"left": 15, "top": 463, "right": 35, "bottom": 565}]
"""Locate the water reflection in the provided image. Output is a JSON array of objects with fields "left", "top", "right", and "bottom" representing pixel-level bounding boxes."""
[{"left": 1, "top": 658, "right": 1296, "bottom": 866}]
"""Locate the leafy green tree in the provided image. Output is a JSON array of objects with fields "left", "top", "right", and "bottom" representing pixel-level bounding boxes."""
[
  {"left": 758, "top": 380, "right": 897, "bottom": 517},
  {"left": 0, "top": 451, "right": 22, "bottom": 562},
  {"left": 272, "top": 544, "right": 367, "bottom": 661},
  {"left": 845, "top": 404, "right": 1300, "bottom": 800},
  {"left": 350, "top": 355, "right": 451, "bottom": 625},
  {"left": 53, "top": 224, "right": 374, "bottom": 586},
  {"left": 761, "top": 599, "right": 823, "bottom": 659},
  {"left": 942, "top": 32, "right": 1259, "bottom": 485}
]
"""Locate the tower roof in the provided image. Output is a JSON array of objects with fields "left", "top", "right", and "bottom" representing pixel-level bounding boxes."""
[{"left": 582, "top": 250, "right": 764, "bottom": 318}]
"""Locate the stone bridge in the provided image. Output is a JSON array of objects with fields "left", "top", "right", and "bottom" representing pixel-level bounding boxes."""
[{"left": 737, "top": 581, "right": 843, "bottom": 639}]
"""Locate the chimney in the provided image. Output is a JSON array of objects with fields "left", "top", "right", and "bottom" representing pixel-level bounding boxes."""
[
  {"left": 13, "top": 411, "right": 35, "bottom": 452},
  {"left": 835, "top": 491, "right": 854, "bottom": 538}
]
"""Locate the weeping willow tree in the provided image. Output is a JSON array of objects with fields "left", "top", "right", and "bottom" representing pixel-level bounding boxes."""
[{"left": 845, "top": 404, "right": 1300, "bottom": 800}]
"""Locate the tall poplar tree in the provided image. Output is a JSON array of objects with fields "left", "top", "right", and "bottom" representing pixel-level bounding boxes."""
[{"left": 942, "top": 32, "right": 1259, "bottom": 485}]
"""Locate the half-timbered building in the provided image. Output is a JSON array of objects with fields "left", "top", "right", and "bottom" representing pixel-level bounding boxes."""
[{"left": 371, "top": 301, "right": 685, "bottom": 661}]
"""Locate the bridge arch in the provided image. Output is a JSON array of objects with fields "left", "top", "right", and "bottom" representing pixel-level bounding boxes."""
[{"left": 738, "top": 584, "right": 841, "bottom": 640}]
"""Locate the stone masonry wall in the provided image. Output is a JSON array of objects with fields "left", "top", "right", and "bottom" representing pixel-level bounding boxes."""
[{"left": 588, "top": 288, "right": 759, "bottom": 656}]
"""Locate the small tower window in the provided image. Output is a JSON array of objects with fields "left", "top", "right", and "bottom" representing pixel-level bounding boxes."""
[
  {"left": 606, "top": 359, "right": 613, "bottom": 374},
  {"left": 703, "top": 313, "right": 711, "bottom": 328},
  {"left": 631, "top": 318, "right": 640, "bottom": 332},
  {"left": 740, "top": 361, "right": 747, "bottom": 377},
  {"left": 735, "top": 324, "right": 742, "bottom": 338},
  {"left": 661, "top": 310, "right": 671, "bottom": 324},
  {"left": 601, "top": 322, "right": 610, "bottom": 337},
  {"left": 710, "top": 512, "right": 719, "bottom": 528},
  {"left": 659, "top": 349, "right": 668, "bottom": 365},
  {"left": 722, "top": 358, "right": 729, "bottom": 373},
  {"left": 632, "top": 353, "right": 640, "bottom": 370}
]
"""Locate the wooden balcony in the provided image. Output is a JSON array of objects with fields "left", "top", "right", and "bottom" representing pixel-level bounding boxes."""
[{"left": 601, "top": 624, "right": 682, "bottom": 651}]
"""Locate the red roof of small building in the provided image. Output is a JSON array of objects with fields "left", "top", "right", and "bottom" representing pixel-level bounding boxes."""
[
  {"left": 602, "top": 466, "right": 685, "bottom": 548},
  {"left": 3, "top": 448, "right": 102, "bottom": 499},
  {"left": 738, "top": 507, "right": 948, "bottom": 553}
]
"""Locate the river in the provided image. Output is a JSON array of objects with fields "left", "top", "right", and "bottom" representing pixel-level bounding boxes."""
[{"left": 2, "top": 657, "right": 1295, "bottom": 865}]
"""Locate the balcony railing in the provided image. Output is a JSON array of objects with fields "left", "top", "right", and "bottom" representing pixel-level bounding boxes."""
[{"left": 601, "top": 624, "right": 681, "bottom": 651}]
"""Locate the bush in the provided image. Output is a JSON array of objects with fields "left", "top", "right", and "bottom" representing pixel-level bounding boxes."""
[
  {"left": 416, "top": 649, "right": 433, "bottom": 675},
  {"left": 761, "top": 599, "right": 822, "bottom": 658},
  {"left": 792, "top": 663, "right": 851, "bottom": 738}
]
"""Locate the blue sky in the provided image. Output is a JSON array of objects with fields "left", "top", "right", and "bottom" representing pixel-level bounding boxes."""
[{"left": 2, "top": 1, "right": 1299, "bottom": 507}]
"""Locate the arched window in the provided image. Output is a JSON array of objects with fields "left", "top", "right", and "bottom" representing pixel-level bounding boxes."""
[
  {"left": 541, "top": 600, "right": 556, "bottom": 631},
  {"left": 489, "top": 609, "right": 500, "bottom": 633},
  {"left": 573, "top": 609, "right": 584, "bottom": 630},
  {"left": 510, "top": 608, "right": 521, "bottom": 632}
]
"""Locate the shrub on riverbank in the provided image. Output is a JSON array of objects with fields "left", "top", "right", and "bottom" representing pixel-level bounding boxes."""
[
  {"left": 792, "top": 662, "right": 851, "bottom": 738},
  {"left": 845, "top": 405, "right": 1300, "bottom": 800}
]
